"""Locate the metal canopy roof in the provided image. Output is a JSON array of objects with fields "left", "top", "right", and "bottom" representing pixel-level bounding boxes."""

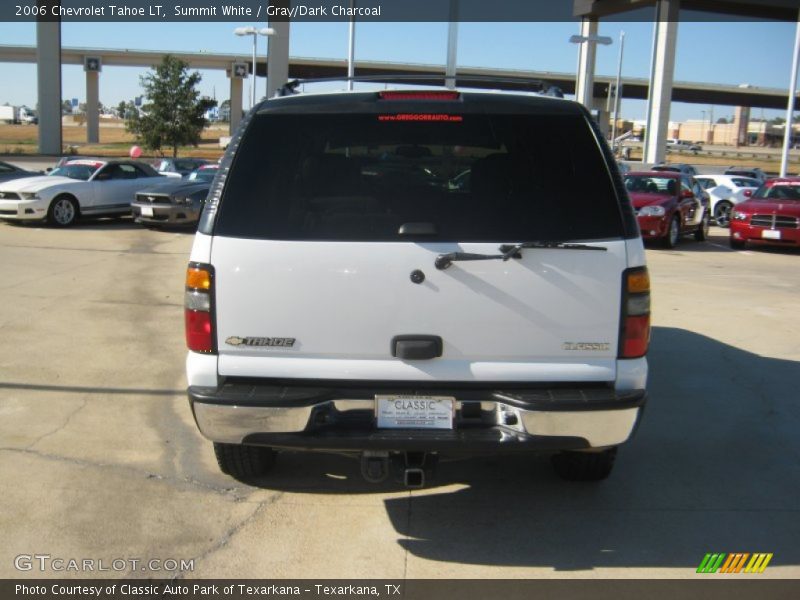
[{"left": 574, "top": 0, "right": 800, "bottom": 21}]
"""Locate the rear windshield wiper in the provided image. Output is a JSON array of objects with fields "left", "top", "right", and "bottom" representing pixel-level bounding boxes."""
[
  {"left": 435, "top": 241, "right": 606, "bottom": 270},
  {"left": 434, "top": 251, "right": 505, "bottom": 270},
  {"left": 498, "top": 241, "right": 608, "bottom": 257}
]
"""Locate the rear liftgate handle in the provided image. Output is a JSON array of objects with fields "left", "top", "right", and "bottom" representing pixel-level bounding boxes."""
[{"left": 391, "top": 335, "right": 443, "bottom": 360}]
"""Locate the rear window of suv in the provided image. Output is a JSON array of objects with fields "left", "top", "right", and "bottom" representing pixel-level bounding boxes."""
[{"left": 213, "top": 111, "right": 624, "bottom": 242}]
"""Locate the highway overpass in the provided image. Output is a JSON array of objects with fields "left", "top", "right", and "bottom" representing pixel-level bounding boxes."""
[{"left": 1, "top": 44, "right": 797, "bottom": 129}]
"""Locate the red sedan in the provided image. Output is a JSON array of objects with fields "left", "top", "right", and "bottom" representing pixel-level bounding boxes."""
[
  {"left": 730, "top": 178, "right": 800, "bottom": 249},
  {"left": 624, "top": 171, "right": 710, "bottom": 248}
]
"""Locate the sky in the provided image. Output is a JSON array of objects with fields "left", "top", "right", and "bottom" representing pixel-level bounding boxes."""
[{"left": 0, "top": 19, "right": 797, "bottom": 122}]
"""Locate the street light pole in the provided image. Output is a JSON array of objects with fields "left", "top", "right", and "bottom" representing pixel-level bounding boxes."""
[
  {"left": 347, "top": 0, "right": 355, "bottom": 90},
  {"left": 234, "top": 26, "right": 275, "bottom": 107},
  {"left": 610, "top": 30, "right": 625, "bottom": 150},
  {"left": 569, "top": 31, "right": 612, "bottom": 109},
  {"left": 701, "top": 110, "right": 707, "bottom": 141},
  {"left": 445, "top": 0, "right": 459, "bottom": 89},
  {"left": 250, "top": 34, "right": 257, "bottom": 107},
  {"left": 780, "top": 10, "right": 800, "bottom": 177}
]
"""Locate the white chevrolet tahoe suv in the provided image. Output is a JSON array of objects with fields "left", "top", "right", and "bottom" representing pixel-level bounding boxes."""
[{"left": 185, "top": 87, "right": 650, "bottom": 486}]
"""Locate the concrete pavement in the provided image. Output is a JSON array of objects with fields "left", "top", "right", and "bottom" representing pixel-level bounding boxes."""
[{"left": 0, "top": 220, "right": 798, "bottom": 579}]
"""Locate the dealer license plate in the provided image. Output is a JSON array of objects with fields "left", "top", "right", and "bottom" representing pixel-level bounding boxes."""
[
  {"left": 762, "top": 229, "right": 781, "bottom": 240},
  {"left": 140, "top": 206, "right": 154, "bottom": 217},
  {"left": 376, "top": 395, "right": 455, "bottom": 430}
]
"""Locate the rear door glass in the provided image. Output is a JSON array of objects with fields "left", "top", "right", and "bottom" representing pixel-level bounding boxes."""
[
  {"left": 698, "top": 178, "right": 716, "bottom": 189},
  {"left": 214, "top": 112, "right": 624, "bottom": 242}
]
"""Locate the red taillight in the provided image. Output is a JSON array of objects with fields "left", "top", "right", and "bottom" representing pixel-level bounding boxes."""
[
  {"left": 185, "top": 263, "right": 215, "bottom": 353},
  {"left": 185, "top": 310, "right": 213, "bottom": 353},
  {"left": 619, "top": 267, "right": 651, "bottom": 359},
  {"left": 622, "top": 315, "right": 650, "bottom": 358},
  {"left": 378, "top": 91, "right": 460, "bottom": 101}
]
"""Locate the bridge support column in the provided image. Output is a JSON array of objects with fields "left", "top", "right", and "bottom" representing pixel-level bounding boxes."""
[
  {"left": 229, "top": 74, "right": 243, "bottom": 134},
  {"left": 643, "top": 0, "right": 680, "bottom": 165},
  {"left": 85, "top": 69, "right": 99, "bottom": 144},
  {"left": 36, "top": 20, "right": 62, "bottom": 155},
  {"left": 590, "top": 97, "right": 610, "bottom": 138},
  {"left": 575, "top": 18, "right": 599, "bottom": 107},
  {"left": 734, "top": 106, "right": 750, "bottom": 147},
  {"left": 267, "top": 6, "right": 290, "bottom": 99}
]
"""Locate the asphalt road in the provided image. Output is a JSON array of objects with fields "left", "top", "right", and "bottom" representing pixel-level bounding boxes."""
[{"left": 0, "top": 219, "right": 798, "bottom": 579}]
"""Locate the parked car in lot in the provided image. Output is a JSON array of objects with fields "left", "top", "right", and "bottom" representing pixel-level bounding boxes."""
[
  {"left": 724, "top": 166, "right": 768, "bottom": 184},
  {"left": 0, "top": 159, "right": 163, "bottom": 227},
  {"left": 185, "top": 87, "right": 650, "bottom": 486},
  {"left": 624, "top": 171, "right": 710, "bottom": 248},
  {"left": 132, "top": 164, "right": 218, "bottom": 227},
  {"left": 0, "top": 160, "right": 39, "bottom": 183},
  {"left": 154, "top": 157, "right": 210, "bottom": 178},
  {"left": 651, "top": 163, "right": 698, "bottom": 177},
  {"left": 694, "top": 174, "right": 760, "bottom": 227},
  {"left": 730, "top": 177, "right": 800, "bottom": 249}
]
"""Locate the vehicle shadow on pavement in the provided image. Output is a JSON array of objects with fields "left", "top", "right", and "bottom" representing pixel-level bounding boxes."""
[
  {"left": 72, "top": 217, "right": 156, "bottom": 231},
  {"left": 1, "top": 217, "right": 141, "bottom": 231},
  {"left": 643, "top": 228, "right": 733, "bottom": 253},
  {"left": 389, "top": 327, "right": 798, "bottom": 570},
  {"left": 3, "top": 218, "right": 196, "bottom": 234},
  {"left": 243, "top": 327, "right": 800, "bottom": 571}
]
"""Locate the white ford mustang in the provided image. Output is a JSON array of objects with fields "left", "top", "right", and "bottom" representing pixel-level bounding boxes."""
[{"left": 0, "top": 159, "right": 164, "bottom": 227}]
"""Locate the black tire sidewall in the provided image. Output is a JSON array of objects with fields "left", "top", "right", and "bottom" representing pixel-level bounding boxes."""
[
  {"left": 695, "top": 213, "right": 710, "bottom": 241},
  {"left": 664, "top": 215, "right": 680, "bottom": 248},
  {"left": 714, "top": 201, "right": 732, "bottom": 227}
]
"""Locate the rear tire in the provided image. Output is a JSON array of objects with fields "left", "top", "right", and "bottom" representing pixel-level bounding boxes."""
[
  {"left": 694, "top": 212, "right": 710, "bottom": 241},
  {"left": 552, "top": 447, "right": 618, "bottom": 481},
  {"left": 213, "top": 442, "right": 275, "bottom": 481},
  {"left": 663, "top": 215, "right": 680, "bottom": 249},
  {"left": 714, "top": 201, "right": 733, "bottom": 228},
  {"left": 730, "top": 237, "right": 746, "bottom": 250}
]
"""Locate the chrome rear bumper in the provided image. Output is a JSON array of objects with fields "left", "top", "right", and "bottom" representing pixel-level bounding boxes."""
[{"left": 189, "top": 382, "right": 645, "bottom": 452}]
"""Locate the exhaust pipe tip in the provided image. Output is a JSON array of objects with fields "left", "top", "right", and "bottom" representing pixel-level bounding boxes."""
[{"left": 404, "top": 468, "right": 425, "bottom": 488}]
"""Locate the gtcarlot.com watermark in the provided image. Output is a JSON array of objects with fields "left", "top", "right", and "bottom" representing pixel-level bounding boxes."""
[{"left": 14, "top": 554, "right": 194, "bottom": 573}]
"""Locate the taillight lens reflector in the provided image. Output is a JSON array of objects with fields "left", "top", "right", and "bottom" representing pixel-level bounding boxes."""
[
  {"left": 185, "top": 310, "right": 213, "bottom": 353},
  {"left": 185, "top": 263, "right": 214, "bottom": 353},
  {"left": 186, "top": 267, "right": 212, "bottom": 290},
  {"left": 627, "top": 270, "right": 650, "bottom": 294},
  {"left": 620, "top": 266, "right": 651, "bottom": 359},
  {"left": 622, "top": 315, "right": 650, "bottom": 358}
]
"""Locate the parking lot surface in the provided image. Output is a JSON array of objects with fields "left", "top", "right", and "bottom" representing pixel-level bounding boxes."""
[{"left": 0, "top": 219, "right": 798, "bottom": 579}]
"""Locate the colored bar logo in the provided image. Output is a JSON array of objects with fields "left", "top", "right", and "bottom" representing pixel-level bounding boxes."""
[{"left": 697, "top": 553, "right": 773, "bottom": 574}]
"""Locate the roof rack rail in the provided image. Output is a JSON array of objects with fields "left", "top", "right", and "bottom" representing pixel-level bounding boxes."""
[{"left": 275, "top": 74, "right": 564, "bottom": 98}]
